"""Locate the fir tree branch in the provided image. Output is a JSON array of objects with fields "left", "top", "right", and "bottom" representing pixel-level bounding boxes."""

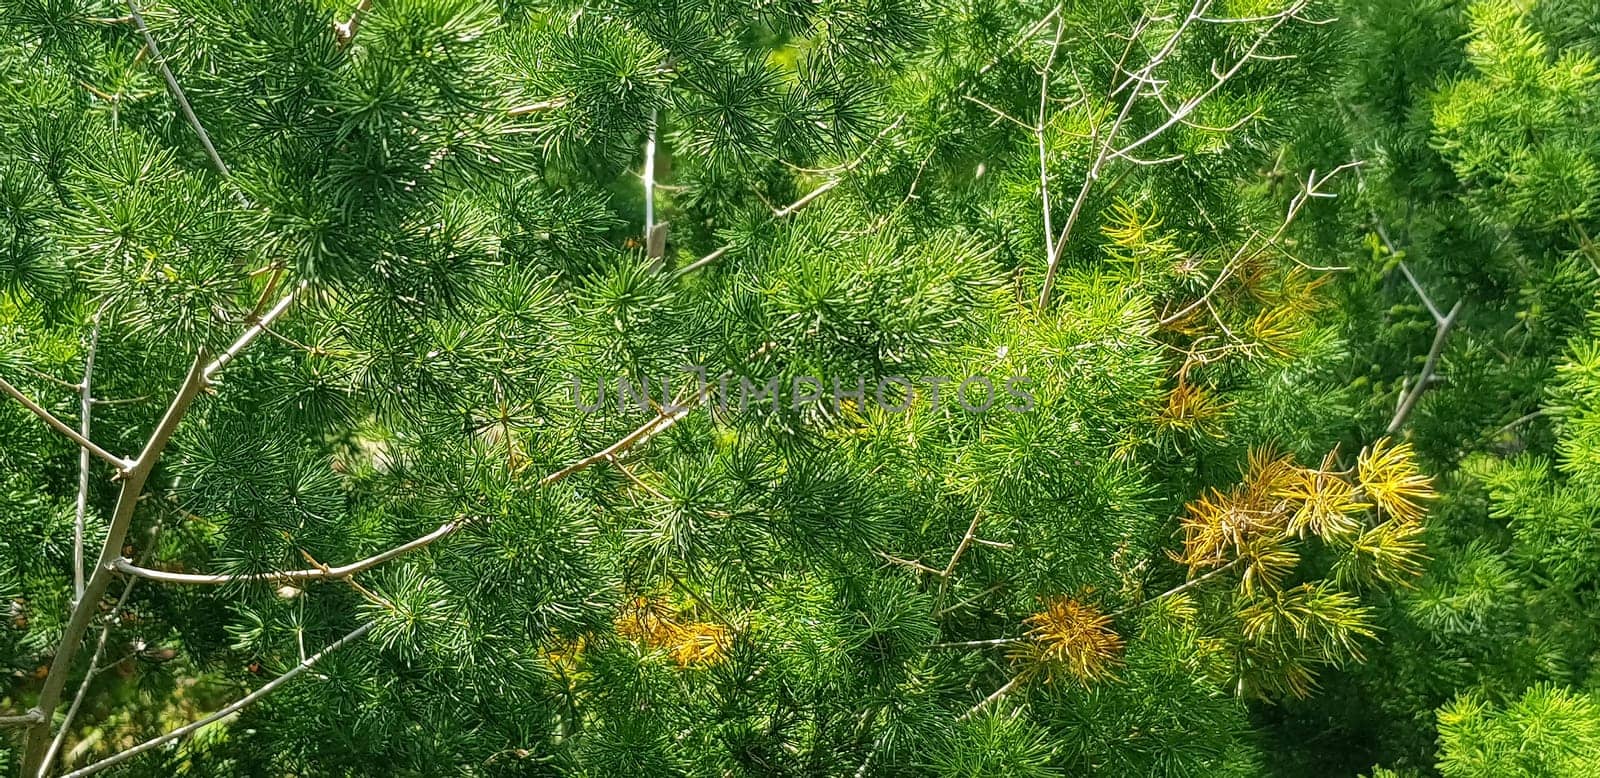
[
  {"left": 128, "top": 1, "right": 231, "bottom": 180},
  {"left": 58, "top": 622, "right": 375, "bottom": 778},
  {"left": 0, "top": 375, "right": 132, "bottom": 471},
  {"left": 538, "top": 372, "right": 724, "bottom": 484},
  {"left": 115, "top": 360, "right": 755, "bottom": 588}
]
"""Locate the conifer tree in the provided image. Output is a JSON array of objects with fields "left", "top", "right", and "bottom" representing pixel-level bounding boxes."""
[{"left": 0, "top": 1, "right": 1485, "bottom": 776}]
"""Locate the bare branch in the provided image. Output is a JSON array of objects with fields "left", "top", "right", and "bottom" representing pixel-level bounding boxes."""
[
  {"left": 334, "top": 0, "right": 375, "bottom": 45},
  {"left": 115, "top": 519, "right": 462, "bottom": 585},
  {"left": 774, "top": 178, "right": 840, "bottom": 218},
  {"left": 128, "top": 1, "right": 231, "bottom": 179},
  {"left": 1108, "top": 556, "right": 1243, "bottom": 619},
  {"left": 1038, "top": 0, "right": 1212, "bottom": 309},
  {"left": 204, "top": 282, "right": 306, "bottom": 381},
  {"left": 20, "top": 354, "right": 209, "bottom": 773},
  {"left": 1107, "top": 1, "right": 1308, "bottom": 165},
  {"left": 39, "top": 577, "right": 138, "bottom": 775},
  {"left": 59, "top": 623, "right": 374, "bottom": 778},
  {"left": 1387, "top": 299, "right": 1465, "bottom": 435},
  {"left": 1038, "top": 20, "right": 1066, "bottom": 282},
  {"left": 0, "top": 375, "right": 131, "bottom": 471},
  {"left": 74, "top": 308, "right": 106, "bottom": 603},
  {"left": 644, "top": 106, "right": 658, "bottom": 238},
  {"left": 959, "top": 676, "right": 1021, "bottom": 721},
  {"left": 931, "top": 637, "right": 1023, "bottom": 650}
]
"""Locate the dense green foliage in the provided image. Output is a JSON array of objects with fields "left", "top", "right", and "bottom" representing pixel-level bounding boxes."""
[{"left": 0, "top": 0, "right": 1596, "bottom": 776}]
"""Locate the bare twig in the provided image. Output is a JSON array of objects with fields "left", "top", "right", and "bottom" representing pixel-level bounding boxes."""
[
  {"left": 1387, "top": 299, "right": 1464, "bottom": 435},
  {"left": 877, "top": 552, "right": 947, "bottom": 577},
  {"left": 59, "top": 622, "right": 374, "bottom": 778},
  {"left": 73, "top": 308, "right": 106, "bottom": 603},
  {"left": 334, "top": 0, "right": 375, "bottom": 45},
  {"left": 644, "top": 106, "right": 658, "bottom": 238},
  {"left": 115, "top": 519, "right": 462, "bottom": 585},
  {"left": 930, "top": 637, "right": 1023, "bottom": 650},
  {"left": 204, "top": 282, "right": 306, "bottom": 381},
  {"left": 1038, "top": 0, "right": 1212, "bottom": 310},
  {"left": 39, "top": 577, "right": 139, "bottom": 775},
  {"left": 1106, "top": 1, "right": 1309, "bottom": 164},
  {"left": 1397, "top": 261, "right": 1443, "bottom": 324},
  {"left": 128, "top": 1, "right": 231, "bottom": 179},
  {"left": 959, "top": 677, "right": 1021, "bottom": 721},
  {"left": 1038, "top": 20, "right": 1066, "bottom": 280},
  {"left": 0, "top": 375, "right": 131, "bottom": 471},
  {"left": 1108, "top": 556, "right": 1243, "bottom": 619}
]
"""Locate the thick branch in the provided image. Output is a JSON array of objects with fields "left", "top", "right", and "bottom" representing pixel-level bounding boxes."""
[{"left": 19, "top": 354, "right": 209, "bottom": 773}]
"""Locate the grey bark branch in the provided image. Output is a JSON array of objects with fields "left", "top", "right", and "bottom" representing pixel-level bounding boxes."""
[
  {"left": 73, "top": 309, "right": 105, "bottom": 603},
  {"left": 129, "top": 1, "right": 231, "bottom": 180},
  {"left": 59, "top": 623, "right": 374, "bottom": 778},
  {"left": 1387, "top": 299, "right": 1464, "bottom": 435},
  {"left": 39, "top": 577, "right": 138, "bottom": 776},
  {"left": 20, "top": 355, "right": 209, "bottom": 774},
  {"left": 0, "top": 375, "right": 131, "bottom": 471}
]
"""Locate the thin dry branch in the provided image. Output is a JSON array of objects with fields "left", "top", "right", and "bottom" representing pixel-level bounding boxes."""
[
  {"left": 1038, "top": 0, "right": 1211, "bottom": 310},
  {"left": 1387, "top": 299, "right": 1464, "bottom": 435},
  {"left": 73, "top": 308, "right": 106, "bottom": 602},
  {"left": 39, "top": 577, "right": 139, "bottom": 775},
  {"left": 128, "top": 1, "right": 231, "bottom": 179},
  {"left": 59, "top": 623, "right": 374, "bottom": 778},
  {"left": 959, "top": 677, "right": 1021, "bottom": 721},
  {"left": 0, "top": 375, "right": 131, "bottom": 471}
]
